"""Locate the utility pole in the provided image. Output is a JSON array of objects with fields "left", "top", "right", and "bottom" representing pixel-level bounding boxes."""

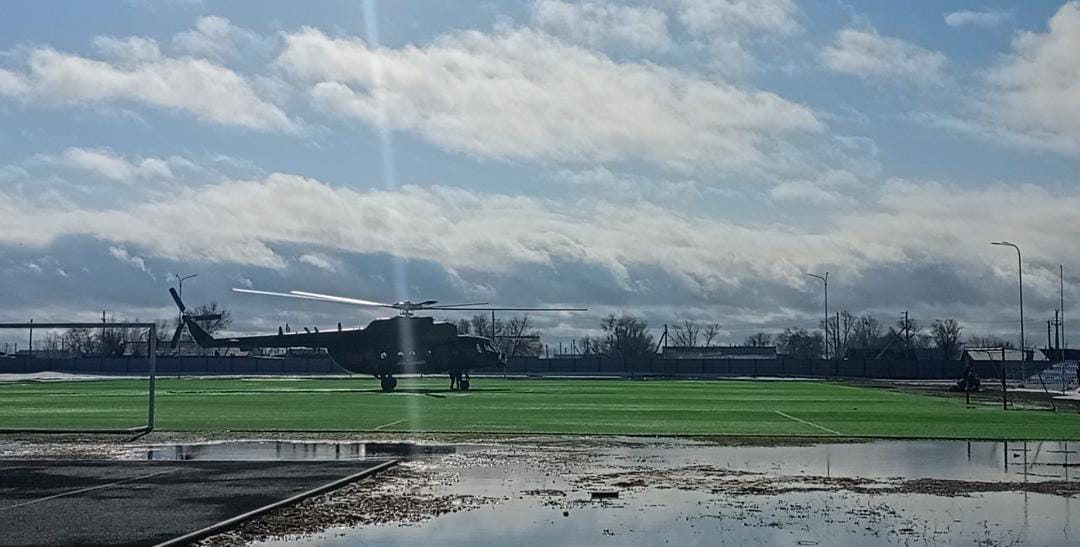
[
  {"left": 1062, "top": 265, "right": 1068, "bottom": 392},
  {"left": 1061, "top": 265, "right": 1067, "bottom": 357},
  {"left": 27, "top": 319, "right": 33, "bottom": 358},
  {"left": 1048, "top": 319, "right": 1053, "bottom": 357},
  {"left": 808, "top": 272, "right": 829, "bottom": 360},
  {"left": 835, "top": 311, "right": 841, "bottom": 360},
  {"left": 903, "top": 311, "right": 912, "bottom": 358},
  {"left": 174, "top": 273, "right": 198, "bottom": 355},
  {"left": 1055, "top": 310, "right": 1061, "bottom": 356}
]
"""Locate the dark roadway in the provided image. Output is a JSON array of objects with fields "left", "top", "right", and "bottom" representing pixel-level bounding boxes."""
[{"left": 0, "top": 459, "right": 391, "bottom": 546}]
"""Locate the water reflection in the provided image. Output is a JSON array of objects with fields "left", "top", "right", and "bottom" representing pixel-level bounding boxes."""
[
  {"left": 142, "top": 441, "right": 457, "bottom": 461},
  {"left": 246, "top": 439, "right": 1080, "bottom": 546}
]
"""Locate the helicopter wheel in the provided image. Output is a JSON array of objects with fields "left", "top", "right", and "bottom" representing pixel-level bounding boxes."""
[
  {"left": 380, "top": 376, "right": 398, "bottom": 392},
  {"left": 459, "top": 379, "right": 470, "bottom": 391}
]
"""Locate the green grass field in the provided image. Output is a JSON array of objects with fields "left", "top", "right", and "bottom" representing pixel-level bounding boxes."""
[{"left": 1, "top": 377, "right": 1078, "bottom": 439}]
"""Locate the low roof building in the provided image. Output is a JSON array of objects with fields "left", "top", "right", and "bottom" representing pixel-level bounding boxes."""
[
  {"left": 962, "top": 348, "right": 1048, "bottom": 363},
  {"left": 661, "top": 346, "right": 778, "bottom": 360}
]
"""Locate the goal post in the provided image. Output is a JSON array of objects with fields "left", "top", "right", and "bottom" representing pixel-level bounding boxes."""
[{"left": 0, "top": 321, "right": 157, "bottom": 435}]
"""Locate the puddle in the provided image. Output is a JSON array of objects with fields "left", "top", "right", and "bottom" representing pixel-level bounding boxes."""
[
  {"left": 589, "top": 438, "right": 1080, "bottom": 482},
  {"left": 240, "top": 439, "right": 1080, "bottom": 546},
  {"left": 139, "top": 441, "right": 459, "bottom": 461}
]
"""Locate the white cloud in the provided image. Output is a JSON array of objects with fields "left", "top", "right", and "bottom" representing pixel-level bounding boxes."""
[
  {"left": 172, "top": 16, "right": 273, "bottom": 60},
  {"left": 0, "top": 68, "right": 30, "bottom": 96},
  {"left": 821, "top": 27, "right": 946, "bottom": 85},
  {"left": 530, "top": 0, "right": 672, "bottom": 53},
  {"left": 278, "top": 26, "right": 822, "bottom": 173},
  {"left": 0, "top": 39, "right": 297, "bottom": 132},
  {"left": 92, "top": 35, "right": 162, "bottom": 64},
  {"left": 769, "top": 180, "right": 851, "bottom": 206},
  {"left": 298, "top": 253, "right": 336, "bottom": 272},
  {"left": 675, "top": 0, "right": 798, "bottom": 37},
  {"left": 59, "top": 147, "right": 174, "bottom": 182},
  {"left": 108, "top": 245, "right": 150, "bottom": 274},
  {"left": 944, "top": 10, "right": 1011, "bottom": 28},
  {"left": 672, "top": 0, "right": 799, "bottom": 73},
  {"left": 2, "top": 173, "right": 1077, "bottom": 303},
  {"left": 0, "top": 164, "right": 30, "bottom": 180},
  {"left": 976, "top": 2, "right": 1080, "bottom": 154}
]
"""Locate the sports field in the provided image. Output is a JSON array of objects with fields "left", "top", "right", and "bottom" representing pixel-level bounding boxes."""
[{"left": 1, "top": 378, "right": 1079, "bottom": 439}]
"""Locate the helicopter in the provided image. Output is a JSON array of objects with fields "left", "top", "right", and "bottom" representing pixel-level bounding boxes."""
[{"left": 169, "top": 287, "right": 584, "bottom": 392}]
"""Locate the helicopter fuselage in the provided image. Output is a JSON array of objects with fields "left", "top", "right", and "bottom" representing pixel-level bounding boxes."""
[{"left": 182, "top": 314, "right": 506, "bottom": 377}]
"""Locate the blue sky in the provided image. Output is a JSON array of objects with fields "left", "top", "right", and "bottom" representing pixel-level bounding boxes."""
[{"left": 1, "top": 0, "right": 1078, "bottom": 346}]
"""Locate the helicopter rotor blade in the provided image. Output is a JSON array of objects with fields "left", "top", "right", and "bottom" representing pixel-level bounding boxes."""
[
  {"left": 289, "top": 291, "right": 397, "bottom": 308},
  {"left": 427, "top": 306, "right": 588, "bottom": 312},
  {"left": 169, "top": 323, "right": 184, "bottom": 349},
  {"left": 168, "top": 288, "right": 186, "bottom": 313},
  {"left": 232, "top": 288, "right": 370, "bottom": 306},
  {"left": 189, "top": 313, "right": 223, "bottom": 322},
  {"left": 426, "top": 302, "right": 488, "bottom": 309}
]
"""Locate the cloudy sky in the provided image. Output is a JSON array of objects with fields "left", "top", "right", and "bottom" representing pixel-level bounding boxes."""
[{"left": 1, "top": 0, "right": 1077, "bottom": 346}]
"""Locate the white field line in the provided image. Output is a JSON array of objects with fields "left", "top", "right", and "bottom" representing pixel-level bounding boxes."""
[
  {"left": 774, "top": 410, "right": 842, "bottom": 436},
  {"left": 372, "top": 419, "right": 407, "bottom": 431},
  {"left": 0, "top": 469, "right": 178, "bottom": 511}
]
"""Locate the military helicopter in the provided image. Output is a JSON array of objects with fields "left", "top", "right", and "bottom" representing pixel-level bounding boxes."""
[{"left": 169, "top": 287, "right": 584, "bottom": 392}]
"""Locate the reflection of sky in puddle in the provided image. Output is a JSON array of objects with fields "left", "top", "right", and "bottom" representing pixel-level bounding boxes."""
[
  {"left": 139, "top": 441, "right": 461, "bottom": 461},
  {"left": 592, "top": 439, "right": 1080, "bottom": 482},
  {"left": 265, "top": 490, "right": 1079, "bottom": 546},
  {"left": 263, "top": 490, "right": 1080, "bottom": 547},
  {"left": 244, "top": 439, "right": 1080, "bottom": 546}
]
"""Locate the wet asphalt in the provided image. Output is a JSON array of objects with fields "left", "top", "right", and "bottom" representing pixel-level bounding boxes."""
[{"left": 0, "top": 459, "right": 389, "bottom": 546}]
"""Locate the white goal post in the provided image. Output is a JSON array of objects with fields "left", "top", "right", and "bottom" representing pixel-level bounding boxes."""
[{"left": 0, "top": 321, "right": 157, "bottom": 435}]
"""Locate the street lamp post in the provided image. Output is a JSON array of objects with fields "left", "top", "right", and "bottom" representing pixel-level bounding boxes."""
[
  {"left": 808, "top": 272, "right": 829, "bottom": 361},
  {"left": 992, "top": 242, "right": 1025, "bottom": 379},
  {"left": 174, "top": 273, "right": 197, "bottom": 355}
]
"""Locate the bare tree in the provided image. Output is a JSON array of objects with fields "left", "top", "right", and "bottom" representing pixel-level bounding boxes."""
[
  {"left": 469, "top": 314, "right": 491, "bottom": 339},
  {"left": 744, "top": 332, "right": 772, "bottom": 347},
  {"left": 577, "top": 336, "right": 603, "bottom": 356},
  {"left": 601, "top": 314, "right": 655, "bottom": 358},
  {"left": 776, "top": 328, "right": 824, "bottom": 358},
  {"left": 37, "top": 332, "right": 65, "bottom": 354},
  {"left": 456, "top": 319, "right": 471, "bottom": 335},
  {"left": 702, "top": 323, "right": 722, "bottom": 347},
  {"left": 191, "top": 302, "right": 232, "bottom": 334},
  {"left": 63, "top": 328, "right": 96, "bottom": 355},
  {"left": 498, "top": 315, "right": 542, "bottom": 357},
  {"left": 671, "top": 319, "right": 700, "bottom": 347},
  {"left": 821, "top": 310, "right": 856, "bottom": 359},
  {"left": 850, "top": 315, "right": 885, "bottom": 350},
  {"left": 968, "top": 335, "right": 1016, "bottom": 349},
  {"left": 931, "top": 319, "right": 964, "bottom": 359}
]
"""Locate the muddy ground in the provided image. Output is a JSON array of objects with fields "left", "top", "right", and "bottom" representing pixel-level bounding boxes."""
[{"left": 4, "top": 432, "right": 1080, "bottom": 546}]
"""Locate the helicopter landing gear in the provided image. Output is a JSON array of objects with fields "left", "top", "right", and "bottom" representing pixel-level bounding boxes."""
[
  {"left": 380, "top": 375, "right": 398, "bottom": 392},
  {"left": 448, "top": 371, "right": 471, "bottom": 391}
]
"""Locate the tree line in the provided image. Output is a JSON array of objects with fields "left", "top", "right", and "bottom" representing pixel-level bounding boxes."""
[
  {"left": 745, "top": 312, "right": 1014, "bottom": 360},
  {"left": 27, "top": 303, "right": 231, "bottom": 357}
]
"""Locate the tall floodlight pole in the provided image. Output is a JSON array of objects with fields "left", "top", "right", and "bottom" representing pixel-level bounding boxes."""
[
  {"left": 174, "top": 273, "right": 197, "bottom": 355},
  {"left": 808, "top": 272, "right": 829, "bottom": 360},
  {"left": 992, "top": 242, "right": 1025, "bottom": 379}
]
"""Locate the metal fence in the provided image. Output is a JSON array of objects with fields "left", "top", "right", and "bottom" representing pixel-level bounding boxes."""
[{"left": 0, "top": 355, "right": 1046, "bottom": 380}]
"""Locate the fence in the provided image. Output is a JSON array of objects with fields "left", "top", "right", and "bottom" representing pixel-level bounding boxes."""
[
  {"left": 0, "top": 355, "right": 1047, "bottom": 380},
  {"left": 1, "top": 355, "right": 340, "bottom": 376},
  {"left": 505, "top": 356, "right": 1044, "bottom": 380}
]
